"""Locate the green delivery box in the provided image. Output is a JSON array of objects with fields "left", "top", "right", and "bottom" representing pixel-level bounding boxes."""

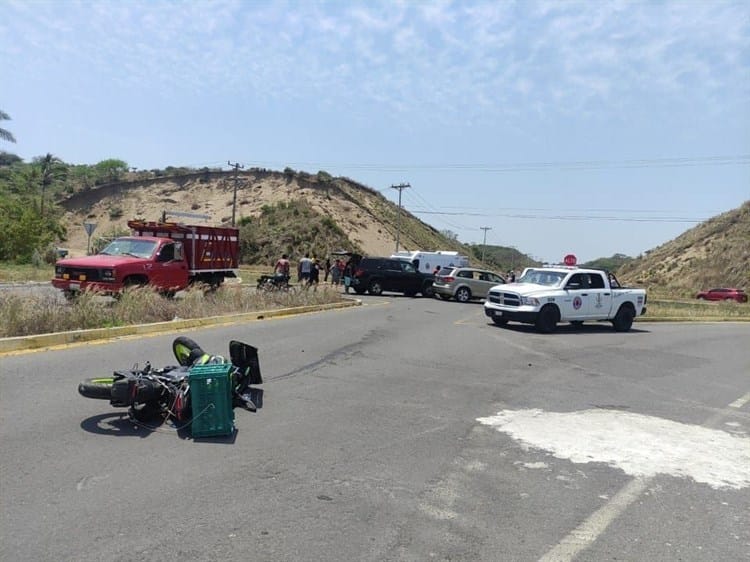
[{"left": 189, "top": 363, "right": 235, "bottom": 437}]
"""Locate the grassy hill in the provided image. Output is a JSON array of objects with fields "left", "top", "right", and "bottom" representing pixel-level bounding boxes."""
[
  {"left": 617, "top": 200, "right": 750, "bottom": 296},
  {"left": 55, "top": 169, "right": 533, "bottom": 272},
  {"left": 46, "top": 168, "right": 750, "bottom": 293}
]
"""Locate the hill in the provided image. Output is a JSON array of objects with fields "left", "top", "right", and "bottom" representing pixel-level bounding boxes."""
[
  {"left": 617, "top": 200, "right": 750, "bottom": 295},
  {"left": 57, "top": 169, "right": 530, "bottom": 271}
]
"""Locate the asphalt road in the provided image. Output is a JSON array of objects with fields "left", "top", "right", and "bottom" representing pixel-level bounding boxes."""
[{"left": 1, "top": 294, "right": 749, "bottom": 562}]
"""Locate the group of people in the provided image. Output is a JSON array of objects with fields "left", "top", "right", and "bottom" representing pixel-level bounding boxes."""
[{"left": 273, "top": 253, "right": 356, "bottom": 291}]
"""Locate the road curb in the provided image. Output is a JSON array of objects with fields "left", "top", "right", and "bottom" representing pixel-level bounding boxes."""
[{"left": 0, "top": 299, "right": 361, "bottom": 354}]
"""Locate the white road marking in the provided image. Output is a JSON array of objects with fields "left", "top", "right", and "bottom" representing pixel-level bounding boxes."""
[
  {"left": 478, "top": 409, "right": 750, "bottom": 489},
  {"left": 477, "top": 399, "right": 750, "bottom": 562},
  {"left": 538, "top": 477, "right": 650, "bottom": 562}
]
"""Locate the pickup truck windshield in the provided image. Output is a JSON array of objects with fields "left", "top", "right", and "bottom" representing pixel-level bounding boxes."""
[
  {"left": 100, "top": 239, "right": 157, "bottom": 259},
  {"left": 518, "top": 270, "right": 566, "bottom": 286}
]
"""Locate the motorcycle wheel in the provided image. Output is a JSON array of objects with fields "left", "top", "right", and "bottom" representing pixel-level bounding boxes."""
[
  {"left": 78, "top": 377, "right": 115, "bottom": 400},
  {"left": 173, "top": 336, "right": 204, "bottom": 366}
]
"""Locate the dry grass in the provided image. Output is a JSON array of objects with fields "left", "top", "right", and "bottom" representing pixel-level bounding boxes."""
[
  {"left": 0, "top": 283, "right": 346, "bottom": 338},
  {"left": 644, "top": 298, "right": 750, "bottom": 320}
]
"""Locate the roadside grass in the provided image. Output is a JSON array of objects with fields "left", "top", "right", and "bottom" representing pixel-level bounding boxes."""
[
  {"left": 645, "top": 298, "right": 750, "bottom": 320},
  {"left": 0, "top": 263, "right": 55, "bottom": 283},
  {"left": 0, "top": 283, "right": 346, "bottom": 338}
]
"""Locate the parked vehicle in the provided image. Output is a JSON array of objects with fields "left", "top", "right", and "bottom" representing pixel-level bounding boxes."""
[
  {"left": 433, "top": 267, "right": 506, "bottom": 302},
  {"left": 391, "top": 250, "right": 470, "bottom": 274},
  {"left": 695, "top": 288, "right": 747, "bottom": 303},
  {"left": 78, "top": 337, "right": 262, "bottom": 432},
  {"left": 484, "top": 266, "right": 647, "bottom": 333},
  {"left": 52, "top": 220, "right": 239, "bottom": 298},
  {"left": 352, "top": 256, "right": 434, "bottom": 297}
]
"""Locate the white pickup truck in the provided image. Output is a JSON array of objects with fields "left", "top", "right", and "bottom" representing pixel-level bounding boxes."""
[{"left": 483, "top": 266, "right": 647, "bottom": 333}]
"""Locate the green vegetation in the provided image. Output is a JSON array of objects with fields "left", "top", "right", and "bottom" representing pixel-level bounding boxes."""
[
  {"left": 618, "top": 201, "right": 750, "bottom": 293},
  {"left": 238, "top": 199, "right": 361, "bottom": 266},
  {"left": 582, "top": 253, "right": 633, "bottom": 271},
  {"left": 468, "top": 244, "right": 541, "bottom": 273},
  {"left": 0, "top": 109, "right": 16, "bottom": 143},
  {"left": 0, "top": 284, "right": 346, "bottom": 338}
]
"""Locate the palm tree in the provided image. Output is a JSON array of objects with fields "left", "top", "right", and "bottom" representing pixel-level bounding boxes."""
[
  {"left": 34, "top": 153, "right": 67, "bottom": 217},
  {"left": 0, "top": 110, "right": 16, "bottom": 143}
]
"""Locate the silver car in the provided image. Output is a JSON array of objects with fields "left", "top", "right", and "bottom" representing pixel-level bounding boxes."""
[{"left": 433, "top": 267, "right": 506, "bottom": 302}]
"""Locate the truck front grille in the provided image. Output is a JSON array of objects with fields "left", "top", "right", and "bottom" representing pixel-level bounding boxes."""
[
  {"left": 488, "top": 290, "right": 521, "bottom": 307},
  {"left": 56, "top": 267, "right": 106, "bottom": 282}
]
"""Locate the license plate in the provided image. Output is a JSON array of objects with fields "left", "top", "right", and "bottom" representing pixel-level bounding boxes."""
[
  {"left": 69, "top": 282, "right": 80, "bottom": 291},
  {"left": 494, "top": 310, "right": 503, "bottom": 317}
]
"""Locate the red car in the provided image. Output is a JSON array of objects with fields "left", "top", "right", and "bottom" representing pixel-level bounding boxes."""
[{"left": 695, "top": 288, "right": 748, "bottom": 303}]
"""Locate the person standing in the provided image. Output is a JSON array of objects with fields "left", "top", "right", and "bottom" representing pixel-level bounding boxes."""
[
  {"left": 330, "top": 259, "right": 342, "bottom": 285},
  {"left": 298, "top": 253, "right": 313, "bottom": 285},
  {"left": 324, "top": 257, "right": 331, "bottom": 283},
  {"left": 274, "top": 253, "right": 291, "bottom": 281},
  {"left": 343, "top": 259, "right": 354, "bottom": 294},
  {"left": 310, "top": 258, "right": 320, "bottom": 287}
]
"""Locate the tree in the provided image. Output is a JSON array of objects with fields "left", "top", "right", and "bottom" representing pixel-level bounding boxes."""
[
  {"left": 0, "top": 110, "right": 16, "bottom": 143},
  {"left": 0, "top": 151, "right": 22, "bottom": 166},
  {"left": 440, "top": 229, "right": 459, "bottom": 241},
  {"left": 33, "top": 153, "right": 67, "bottom": 217},
  {"left": 95, "top": 158, "right": 128, "bottom": 183}
]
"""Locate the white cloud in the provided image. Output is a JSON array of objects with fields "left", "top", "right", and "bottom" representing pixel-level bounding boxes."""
[{"left": 2, "top": 0, "right": 747, "bottom": 123}]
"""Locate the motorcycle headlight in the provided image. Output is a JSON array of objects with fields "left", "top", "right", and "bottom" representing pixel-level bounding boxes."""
[
  {"left": 101, "top": 269, "right": 115, "bottom": 280},
  {"left": 521, "top": 296, "right": 540, "bottom": 306}
]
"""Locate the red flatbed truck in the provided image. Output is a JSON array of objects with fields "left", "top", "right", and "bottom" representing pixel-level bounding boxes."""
[{"left": 52, "top": 220, "right": 240, "bottom": 298}]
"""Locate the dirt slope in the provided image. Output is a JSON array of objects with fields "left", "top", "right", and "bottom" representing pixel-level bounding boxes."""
[{"left": 58, "top": 170, "right": 462, "bottom": 258}]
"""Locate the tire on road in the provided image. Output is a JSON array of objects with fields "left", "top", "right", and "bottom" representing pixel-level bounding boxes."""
[
  {"left": 535, "top": 305, "right": 559, "bottom": 334},
  {"left": 612, "top": 305, "right": 635, "bottom": 332}
]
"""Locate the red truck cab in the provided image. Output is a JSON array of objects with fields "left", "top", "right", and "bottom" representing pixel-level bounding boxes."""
[{"left": 52, "top": 220, "right": 239, "bottom": 298}]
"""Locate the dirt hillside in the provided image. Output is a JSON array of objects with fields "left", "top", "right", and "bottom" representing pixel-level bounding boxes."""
[{"left": 58, "top": 170, "right": 463, "bottom": 259}]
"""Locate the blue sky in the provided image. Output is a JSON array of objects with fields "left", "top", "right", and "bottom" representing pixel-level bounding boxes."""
[{"left": 2, "top": 0, "right": 748, "bottom": 263}]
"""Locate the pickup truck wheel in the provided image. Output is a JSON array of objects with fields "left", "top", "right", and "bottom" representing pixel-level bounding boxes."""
[
  {"left": 612, "top": 305, "right": 635, "bottom": 332},
  {"left": 455, "top": 287, "right": 471, "bottom": 303},
  {"left": 535, "top": 305, "right": 559, "bottom": 333},
  {"left": 421, "top": 283, "right": 435, "bottom": 298},
  {"left": 368, "top": 280, "right": 383, "bottom": 296}
]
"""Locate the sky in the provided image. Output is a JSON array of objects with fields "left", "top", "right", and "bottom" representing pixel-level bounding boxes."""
[{"left": 1, "top": 0, "right": 748, "bottom": 263}]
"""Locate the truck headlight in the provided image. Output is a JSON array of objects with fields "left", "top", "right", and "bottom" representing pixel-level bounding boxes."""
[
  {"left": 521, "top": 296, "right": 540, "bottom": 306},
  {"left": 101, "top": 269, "right": 115, "bottom": 280}
]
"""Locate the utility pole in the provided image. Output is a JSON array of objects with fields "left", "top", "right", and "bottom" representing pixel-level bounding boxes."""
[
  {"left": 480, "top": 226, "right": 492, "bottom": 264},
  {"left": 390, "top": 183, "right": 410, "bottom": 253},
  {"left": 228, "top": 160, "right": 244, "bottom": 226}
]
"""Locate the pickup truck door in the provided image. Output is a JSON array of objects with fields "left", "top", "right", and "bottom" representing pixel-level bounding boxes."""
[
  {"left": 562, "top": 273, "right": 588, "bottom": 320},
  {"left": 585, "top": 273, "right": 612, "bottom": 318},
  {"left": 150, "top": 242, "right": 189, "bottom": 290}
]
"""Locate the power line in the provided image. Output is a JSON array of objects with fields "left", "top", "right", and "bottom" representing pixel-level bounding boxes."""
[
  {"left": 231, "top": 154, "right": 750, "bottom": 174},
  {"left": 410, "top": 210, "right": 718, "bottom": 223}
]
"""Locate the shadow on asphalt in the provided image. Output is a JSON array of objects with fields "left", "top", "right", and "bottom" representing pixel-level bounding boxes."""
[{"left": 486, "top": 322, "right": 651, "bottom": 335}]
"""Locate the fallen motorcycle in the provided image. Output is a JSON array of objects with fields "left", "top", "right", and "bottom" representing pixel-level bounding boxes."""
[
  {"left": 256, "top": 273, "right": 292, "bottom": 291},
  {"left": 78, "top": 337, "right": 262, "bottom": 433}
]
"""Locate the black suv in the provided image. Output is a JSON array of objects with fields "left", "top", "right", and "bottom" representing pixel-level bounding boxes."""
[{"left": 351, "top": 257, "right": 434, "bottom": 297}]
